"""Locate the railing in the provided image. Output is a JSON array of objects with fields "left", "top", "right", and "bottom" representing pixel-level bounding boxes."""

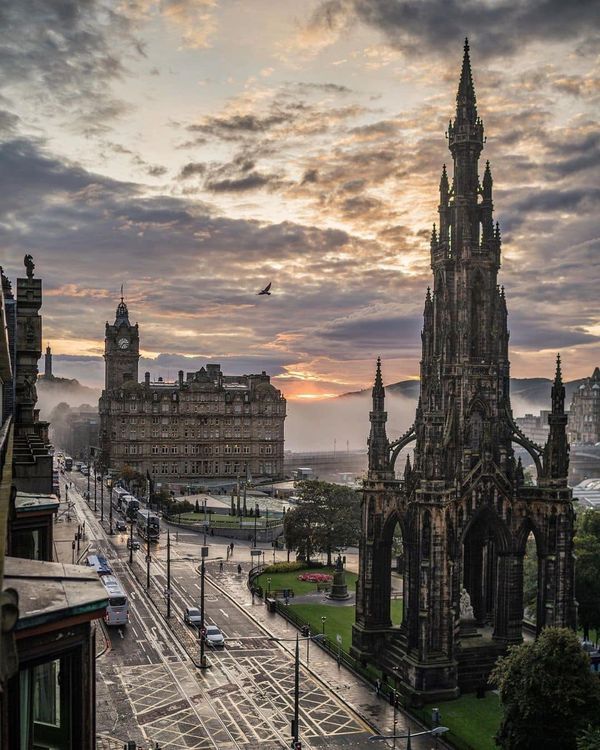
[{"left": 273, "top": 598, "right": 383, "bottom": 690}]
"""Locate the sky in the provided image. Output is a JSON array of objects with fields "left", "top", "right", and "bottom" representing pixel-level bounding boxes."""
[{"left": 0, "top": 0, "right": 598, "bottom": 400}]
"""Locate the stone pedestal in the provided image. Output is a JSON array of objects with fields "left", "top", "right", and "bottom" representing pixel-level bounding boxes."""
[{"left": 327, "top": 556, "right": 351, "bottom": 600}]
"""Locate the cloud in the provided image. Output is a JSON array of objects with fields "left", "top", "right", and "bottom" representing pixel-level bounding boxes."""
[
  {"left": 0, "top": 0, "right": 143, "bottom": 133},
  {"left": 298, "top": 0, "right": 600, "bottom": 59}
]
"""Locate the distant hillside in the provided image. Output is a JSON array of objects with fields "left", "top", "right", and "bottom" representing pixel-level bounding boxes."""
[
  {"left": 341, "top": 377, "right": 587, "bottom": 416},
  {"left": 37, "top": 376, "right": 101, "bottom": 420}
]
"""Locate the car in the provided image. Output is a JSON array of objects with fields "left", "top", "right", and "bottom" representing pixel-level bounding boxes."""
[
  {"left": 204, "top": 625, "right": 225, "bottom": 648},
  {"left": 127, "top": 539, "right": 140, "bottom": 550},
  {"left": 115, "top": 520, "right": 127, "bottom": 532},
  {"left": 184, "top": 607, "right": 202, "bottom": 627}
]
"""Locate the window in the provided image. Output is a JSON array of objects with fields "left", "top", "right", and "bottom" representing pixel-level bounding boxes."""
[{"left": 15, "top": 655, "right": 79, "bottom": 749}]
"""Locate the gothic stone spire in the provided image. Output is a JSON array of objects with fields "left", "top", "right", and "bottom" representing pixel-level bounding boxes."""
[
  {"left": 368, "top": 357, "right": 391, "bottom": 477},
  {"left": 542, "top": 353, "right": 570, "bottom": 484}
]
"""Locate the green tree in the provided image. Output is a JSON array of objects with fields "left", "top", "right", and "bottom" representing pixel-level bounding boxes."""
[
  {"left": 577, "top": 725, "right": 600, "bottom": 750},
  {"left": 283, "top": 481, "right": 360, "bottom": 565},
  {"left": 575, "top": 510, "right": 600, "bottom": 642},
  {"left": 491, "top": 627, "right": 600, "bottom": 750}
]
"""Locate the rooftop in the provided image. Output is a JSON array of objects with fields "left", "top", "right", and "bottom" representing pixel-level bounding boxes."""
[{"left": 5, "top": 557, "right": 108, "bottom": 632}]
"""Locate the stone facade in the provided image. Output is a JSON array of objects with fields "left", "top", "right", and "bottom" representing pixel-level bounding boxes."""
[
  {"left": 568, "top": 367, "right": 600, "bottom": 445},
  {"left": 99, "top": 299, "right": 286, "bottom": 482},
  {"left": 351, "top": 41, "right": 576, "bottom": 703}
]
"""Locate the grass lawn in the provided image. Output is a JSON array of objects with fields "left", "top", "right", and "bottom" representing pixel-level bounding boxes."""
[
  {"left": 288, "top": 599, "right": 403, "bottom": 654},
  {"left": 256, "top": 567, "right": 358, "bottom": 597},
  {"left": 415, "top": 693, "right": 502, "bottom": 750}
]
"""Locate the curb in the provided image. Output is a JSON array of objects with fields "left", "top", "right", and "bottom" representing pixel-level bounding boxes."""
[{"left": 216, "top": 566, "right": 453, "bottom": 750}]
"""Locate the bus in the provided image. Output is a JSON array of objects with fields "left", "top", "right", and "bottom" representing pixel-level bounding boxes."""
[
  {"left": 100, "top": 575, "right": 129, "bottom": 626},
  {"left": 122, "top": 495, "right": 140, "bottom": 520},
  {"left": 86, "top": 554, "right": 112, "bottom": 576},
  {"left": 64, "top": 456, "right": 73, "bottom": 471},
  {"left": 136, "top": 509, "right": 160, "bottom": 542}
]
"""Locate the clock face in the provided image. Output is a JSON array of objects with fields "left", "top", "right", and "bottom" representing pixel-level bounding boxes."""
[{"left": 118, "top": 337, "right": 129, "bottom": 350}]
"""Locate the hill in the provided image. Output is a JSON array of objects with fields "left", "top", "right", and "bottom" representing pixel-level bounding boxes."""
[
  {"left": 341, "top": 377, "right": 586, "bottom": 414},
  {"left": 37, "top": 375, "right": 101, "bottom": 420}
]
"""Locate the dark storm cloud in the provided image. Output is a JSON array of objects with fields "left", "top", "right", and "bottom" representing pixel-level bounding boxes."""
[
  {"left": 206, "top": 172, "right": 275, "bottom": 193},
  {"left": 508, "top": 316, "right": 600, "bottom": 350},
  {"left": 178, "top": 162, "right": 207, "bottom": 179},
  {"left": 320, "top": 314, "right": 422, "bottom": 349},
  {"left": 0, "top": 1, "right": 141, "bottom": 131},
  {"left": 307, "top": 0, "right": 600, "bottom": 58},
  {"left": 507, "top": 187, "right": 600, "bottom": 216}
]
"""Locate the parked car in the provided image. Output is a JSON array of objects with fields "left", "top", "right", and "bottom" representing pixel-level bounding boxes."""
[
  {"left": 115, "top": 520, "right": 127, "bottom": 532},
  {"left": 204, "top": 625, "right": 225, "bottom": 648},
  {"left": 184, "top": 607, "right": 202, "bottom": 627},
  {"left": 127, "top": 539, "right": 140, "bottom": 550}
]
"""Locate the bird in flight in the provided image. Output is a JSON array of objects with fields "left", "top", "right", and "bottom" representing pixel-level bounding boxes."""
[{"left": 257, "top": 282, "right": 272, "bottom": 296}]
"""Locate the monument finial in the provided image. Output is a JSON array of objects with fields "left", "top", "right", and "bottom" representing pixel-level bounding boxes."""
[{"left": 24, "top": 253, "right": 35, "bottom": 279}]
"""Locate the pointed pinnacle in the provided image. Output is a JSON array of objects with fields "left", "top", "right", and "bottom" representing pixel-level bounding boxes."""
[
  {"left": 375, "top": 356, "right": 383, "bottom": 387},
  {"left": 554, "top": 353, "right": 563, "bottom": 384}
]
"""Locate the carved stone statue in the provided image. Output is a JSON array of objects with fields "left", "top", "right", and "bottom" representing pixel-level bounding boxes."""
[
  {"left": 24, "top": 254, "right": 35, "bottom": 278},
  {"left": 460, "top": 587, "right": 474, "bottom": 620},
  {"left": 335, "top": 554, "right": 343, "bottom": 572},
  {"left": 22, "top": 374, "right": 37, "bottom": 404}
]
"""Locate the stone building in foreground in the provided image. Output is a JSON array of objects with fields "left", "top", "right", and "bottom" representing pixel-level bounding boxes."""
[
  {"left": 99, "top": 298, "right": 286, "bottom": 483},
  {"left": 351, "top": 41, "right": 576, "bottom": 703}
]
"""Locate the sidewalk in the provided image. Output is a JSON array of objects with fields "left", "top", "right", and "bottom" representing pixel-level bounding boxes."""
[{"left": 207, "top": 560, "right": 450, "bottom": 749}]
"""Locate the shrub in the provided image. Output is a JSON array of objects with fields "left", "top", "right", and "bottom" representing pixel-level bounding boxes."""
[
  {"left": 298, "top": 573, "right": 333, "bottom": 583},
  {"left": 263, "top": 561, "right": 305, "bottom": 574}
]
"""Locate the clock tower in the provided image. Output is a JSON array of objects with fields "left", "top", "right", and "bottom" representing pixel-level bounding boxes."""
[{"left": 104, "top": 294, "right": 140, "bottom": 390}]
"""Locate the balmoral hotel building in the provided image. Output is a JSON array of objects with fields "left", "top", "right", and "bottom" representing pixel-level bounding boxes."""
[{"left": 99, "top": 297, "right": 286, "bottom": 483}]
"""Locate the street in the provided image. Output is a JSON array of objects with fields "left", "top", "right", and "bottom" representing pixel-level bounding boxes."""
[{"left": 63, "top": 470, "right": 440, "bottom": 750}]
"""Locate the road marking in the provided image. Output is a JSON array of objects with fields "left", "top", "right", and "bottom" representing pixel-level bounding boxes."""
[{"left": 219, "top": 609, "right": 229, "bottom": 619}]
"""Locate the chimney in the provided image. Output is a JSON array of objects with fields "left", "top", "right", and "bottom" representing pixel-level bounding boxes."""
[
  {"left": 178, "top": 370, "right": 184, "bottom": 387},
  {"left": 145, "top": 372, "right": 150, "bottom": 385}
]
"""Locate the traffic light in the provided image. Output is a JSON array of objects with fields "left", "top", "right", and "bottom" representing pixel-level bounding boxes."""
[{"left": 292, "top": 743, "right": 301, "bottom": 750}]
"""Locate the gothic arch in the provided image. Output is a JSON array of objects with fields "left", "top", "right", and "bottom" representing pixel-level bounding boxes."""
[
  {"left": 515, "top": 516, "right": 546, "bottom": 557},
  {"left": 460, "top": 503, "right": 512, "bottom": 556}
]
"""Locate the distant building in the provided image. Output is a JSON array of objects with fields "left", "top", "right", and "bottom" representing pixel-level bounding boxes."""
[
  {"left": 51, "top": 407, "right": 100, "bottom": 460},
  {"left": 44, "top": 342, "right": 53, "bottom": 379},
  {"left": 568, "top": 367, "right": 600, "bottom": 444},
  {"left": 99, "top": 297, "right": 286, "bottom": 483},
  {"left": 515, "top": 410, "right": 550, "bottom": 446}
]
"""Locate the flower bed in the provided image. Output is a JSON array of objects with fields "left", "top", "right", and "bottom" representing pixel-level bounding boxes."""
[{"left": 297, "top": 573, "right": 333, "bottom": 583}]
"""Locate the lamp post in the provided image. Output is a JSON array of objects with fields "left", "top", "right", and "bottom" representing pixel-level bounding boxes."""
[
  {"left": 129, "top": 517, "right": 134, "bottom": 564},
  {"left": 267, "top": 577, "right": 271, "bottom": 596},
  {"left": 200, "top": 545, "right": 208, "bottom": 669},
  {"left": 86, "top": 454, "right": 91, "bottom": 504},
  {"left": 94, "top": 461, "right": 98, "bottom": 513},
  {"left": 107, "top": 469, "right": 113, "bottom": 534},
  {"left": 268, "top": 633, "right": 324, "bottom": 749},
  {"left": 321, "top": 616, "right": 327, "bottom": 634},
  {"left": 166, "top": 530, "right": 171, "bottom": 619},
  {"left": 146, "top": 510, "right": 151, "bottom": 589}
]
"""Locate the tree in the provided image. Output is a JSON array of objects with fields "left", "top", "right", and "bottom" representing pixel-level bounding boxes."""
[
  {"left": 491, "top": 627, "right": 600, "bottom": 750},
  {"left": 575, "top": 510, "right": 600, "bottom": 642},
  {"left": 283, "top": 481, "right": 361, "bottom": 565}
]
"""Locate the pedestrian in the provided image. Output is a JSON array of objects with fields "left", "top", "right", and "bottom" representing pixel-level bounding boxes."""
[
  {"left": 219, "top": 560, "right": 224, "bottom": 573},
  {"left": 375, "top": 678, "right": 381, "bottom": 697},
  {"left": 230, "top": 542, "right": 234, "bottom": 553},
  {"left": 252, "top": 588, "right": 256, "bottom": 604},
  {"left": 237, "top": 563, "right": 242, "bottom": 574}
]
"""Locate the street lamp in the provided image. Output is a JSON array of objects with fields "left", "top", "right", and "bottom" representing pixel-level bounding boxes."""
[
  {"left": 269, "top": 633, "right": 325, "bottom": 749},
  {"left": 199, "top": 545, "right": 209, "bottom": 669},
  {"left": 129, "top": 517, "right": 134, "bottom": 565},
  {"left": 166, "top": 530, "right": 172, "bottom": 619},
  {"left": 321, "top": 616, "right": 327, "bottom": 634},
  {"left": 267, "top": 577, "right": 272, "bottom": 596}
]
